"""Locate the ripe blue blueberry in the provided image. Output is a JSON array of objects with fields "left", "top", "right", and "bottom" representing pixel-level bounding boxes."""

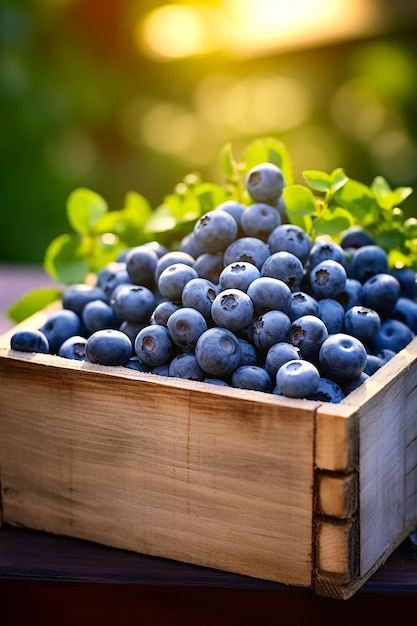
[
  {"left": 241, "top": 203, "right": 281, "bottom": 241},
  {"left": 344, "top": 306, "right": 381, "bottom": 344},
  {"left": 391, "top": 296, "right": 417, "bottom": 333},
  {"left": 371, "top": 319, "right": 415, "bottom": 354},
  {"left": 319, "top": 333, "right": 368, "bottom": 382},
  {"left": 219, "top": 262, "right": 261, "bottom": 293},
  {"left": 10, "top": 329, "right": 50, "bottom": 354},
  {"left": 134, "top": 324, "right": 173, "bottom": 367},
  {"left": 252, "top": 310, "right": 292, "bottom": 353},
  {"left": 246, "top": 276, "right": 292, "bottom": 316},
  {"left": 181, "top": 277, "right": 218, "bottom": 322},
  {"left": 245, "top": 162, "right": 285, "bottom": 204},
  {"left": 62, "top": 283, "right": 108, "bottom": 315},
  {"left": 111, "top": 284, "right": 156, "bottom": 324},
  {"left": 267, "top": 224, "right": 312, "bottom": 264},
  {"left": 155, "top": 251, "right": 195, "bottom": 283},
  {"left": 193, "top": 252, "right": 224, "bottom": 284},
  {"left": 308, "top": 240, "right": 347, "bottom": 269},
  {"left": 349, "top": 245, "right": 388, "bottom": 283},
  {"left": 211, "top": 288, "right": 254, "bottom": 333},
  {"left": 125, "top": 245, "right": 159, "bottom": 290},
  {"left": 317, "top": 298, "right": 345, "bottom": 334},
  {"left": 289, "top": 315, "right": 328, "bottom": 362},
  {"left": 193, "top": 210, "right": 238, "bottom": 254},
  {"left": 231, "top": 365, "right": 273, "bottom": 393},
  {"left": 309, "top": 259, "right": 347, "bottom": 299},
  {"left": 307, "top": 378, "right": 345, "bottom": 403},
  {"left": 168, "top": 353, "right": 206, "bottom": 381},
  {"left": 264, "top": 342, "right": 301, "bottom": 381},
  {"left": 361, "top": 273, "right": 401, "bottom": 316},
  {"left": 157, "top": 262, "right": 199, "bottom": 303},
  {"left": 40, "top": 309, "right": 83, "bottom": 354},
  {"left": 58, "top": 335, "right": 88, "bottom": 361},
  {"left": 82, "top": 299, "right": 120, "bottom": 334},
  {"left": 288, "top": 291, "right": 319, "bottom": 322},
  {"left": 86, "top": 329, "right": 133, "bottom": 366},
  {"left": 223, "top": 236, "right": 270, "bottom": 270},
  {"left": 149, "top": 300, "right": 180, "bottom": 326},
  {"left": 195, "top": 327, "right": 242, "bottom": 377},
  {"left": 261, "top": 250, "right": 304, "bottom": 291},
  {"left": 166, "top": 307, "right": 208, "bottom": 352},
  {"left": 276, "top": 359, "right": 320, "bottom": 399}
]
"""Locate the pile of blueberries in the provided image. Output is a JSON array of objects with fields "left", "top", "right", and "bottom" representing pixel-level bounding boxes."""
[{"left": 11, "top": 162, "right": 417, "bottom": 403}]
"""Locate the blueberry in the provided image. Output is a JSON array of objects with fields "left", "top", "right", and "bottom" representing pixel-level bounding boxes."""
[
  {"left": 391, "top": 296, "right": 417, "bottom": 333},
  {"left": 119, "top": 321, "right": 147, "bottom": 345},
  {"left": 40, "top": 309, "right": 83, "bottom": 354},
  {"left": 237, "top": 338, "right": 258, "bottom": 366},
  {"left": 344, "top": 305, "right": 381, "bottom": 344},
  {"left": 223, "top": 237, "right": 270, "bottom": 270},
  {"left": 204, "top": 378, "right": 230, "bottom": 387},
  {"left": 253, "top": 310, "right": 292, "bottom": 353},
  {"left": 340, "top": 226, "right": 374, "bottom": 249},
  {"left": 125, "top": 245, "right": 159, "bottom": 290},
  {"left": 319, "top": 333, "right": 368, "bottom": 382},
  {"left": 195, "top": 327, "right": 242, "bottom": 377},
  {"left": 214, "top": 200, "right": 246, "bottom": 235},
  {"left": 124, "top": 356, "right": 149, "bottom": 372},
  {"left": 246, "top": 276, "right": 292, "bottom": 316},
  {"left": 361, "top": 273, "right": 401, "bottom": 316},
  {"left": 390, "top": 266, "right": 417, "bottom": 299},
  {"left": 288, "top": 291, "right": 319, "bottom": 322},
  {"left": 166, "top": 307, "right": 208, "bottom": 352},
  {"left": 231, "top": 365, "right": 272, "bottom": 393},
  {"left": 149, "top": 300, "right": 180, "bottom": 326},
  {"left": 264, "top": 342, "right": 301, "bottom": 381},
  {"left": 168, "top": 353, "right": 206, "bottom": 381},
  {"left": 219, "top": 262, "right": 261, "bottom": 293},
  {"left": 62, "top": 283, "right": 108, "bottom": 315},
  {"left": 193, "top": 252, "right": 224, "bottom": 283},
  {"left": 10, "top": 329, "right": 50, "bottom": 354},
  {"left": 134, "top": 324, "right": 173, "bottom": 367},
  {"left": 309, "top": 259, "right": 347, "bottom": 299},
  {"left": 371, "top": 318, "right": 415, "bottom": 353},
  {"left": 193, "top": 210, "right": 237, "bottom": 254},
  {"left": 82, "top": 299, "right": 120, "bottom": 334},
  {"left": 341, "top": 372, "right": 370, "bottom": 395},
  {"left": 155, "top": 251, "right": 195, "bottom": 284},
  {"left": 317, "top": 298, "right": 345, "bottom": 334},
  {"left": 211, "top": 288, "right": 254, "bottom": 333},
  {"left": 364, "top": 354, "right": 385, "bottom": 375},
  {"left": 157, "top": 262, "right": 199, "bottom": 303},
  {"left": 245, "top": 162, "right": 285, "bottom": 204},
  {"left": 336, "top": 278, "right": 363, "bottom": 310},
  {"left": 261, "top": 251, "right": 304, "bottom": 291},
  {"left": 267, "top": 224, "right": 312, "bottom": 264},
  {"left": 110, "top": 284, "right": 156, "bottom": 324},
  {"left": 306, "top": 378, "right": 345, "bottom": 403},
  {"left": 86, "top": 329, "right": 133, "bottom": 366},
  {"left": 308, "top": 240, "right": 347, "bottom": 269},
  {"left": 179, "top": 232, "right": 204, "bottom": 259},
  {"left": 241, "top": 203, "right": 281, "bottom": 241},
  {"left": 181, "top": 277, "right": 218, "bottom": 322},
  {"left": 276, "top": 359, "right": 320, "bottom": 399},
  {"left": 58, "top": 335, "right": 88, "bottom": 361},
  {"left": 289, "top": 314, "right": 328, "bottom": 362},
  {"left": 98, "top": 264, "right": 132, "bottom": 299},
  {"left": 349, "top": 245, "right": 388, "bottom": 283}
]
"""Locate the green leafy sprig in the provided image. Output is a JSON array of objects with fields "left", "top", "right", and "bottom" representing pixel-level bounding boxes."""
[{"left": 7, "top": 136, "right": 415, "bottom": 324}]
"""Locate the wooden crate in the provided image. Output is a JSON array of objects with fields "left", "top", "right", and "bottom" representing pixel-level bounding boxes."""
[{"left": 0, "top": 308, "right": 416, "bottom": 600}]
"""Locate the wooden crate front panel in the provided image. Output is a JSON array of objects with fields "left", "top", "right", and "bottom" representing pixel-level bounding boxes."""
[{"left": 0, "top": 352, "right": 317, "bottom": 588}]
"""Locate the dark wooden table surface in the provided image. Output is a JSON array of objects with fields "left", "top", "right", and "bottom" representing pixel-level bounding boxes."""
[{"left": 1, "top": 266, "right": 417, "bottom": 625}]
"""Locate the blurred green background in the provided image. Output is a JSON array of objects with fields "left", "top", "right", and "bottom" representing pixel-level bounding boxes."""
[{"left": 2, "top": 0, "right": 417, "bottom": 266}]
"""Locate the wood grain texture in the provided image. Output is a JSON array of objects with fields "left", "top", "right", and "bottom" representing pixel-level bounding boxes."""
[{"left": 0, "top": 348, "right": 317, "bottom": 588}]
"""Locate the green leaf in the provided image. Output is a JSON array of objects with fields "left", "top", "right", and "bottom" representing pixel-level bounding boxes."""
[
  {"left": 330, "top": 168, "right": 349, "bottom": 193},
  {"left": 403, "top": 217, "right": 417, "bottom": 238},
  {"left": 302, "top": 170, "right": 331, "bottom": 193},
  {"left": 7, "top": 287, "right": 64, "bottom": 324},
  {"left": 218, "top": 142, "right": 240, "bottom": 181},
  {"left": 67, "top": 188, "right": 108, "bottom": 236},
  {"left": 282, "top": 184, "right": 317, "bottom": 217},
  {"left": 243, "top": 136, "right": 294, "bottom": 185},
  {"left": 313, "top": 206, "right": 354, "bottom": 236},
  {"left": 333, "top": 179, "right": 380, "bottom": 226},
  {"left": 43, "top": 233, "right": 91, "bottom": 284},
  {"left": 195, "top": 182, "right": 228, "bottom": 215},
  {"left": 371, "top": 176, "right": 413, "bottom": 209},
  {"left": 375, "top": 229, "right": 406, "bottom": 251},
  {"left": 144, "top": 203, "right": 177, "bottom": 234}
]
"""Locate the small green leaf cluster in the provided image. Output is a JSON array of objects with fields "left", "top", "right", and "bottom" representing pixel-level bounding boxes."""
[{"left": 8, "top": 136, "right": 415, "bottom": 323}]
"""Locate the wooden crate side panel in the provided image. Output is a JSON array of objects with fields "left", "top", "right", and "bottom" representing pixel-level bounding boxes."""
[
  {"left": 0, "top": 355, "right": 316, "bottom": 587},
  {"left": 359, "top": 355, "right": 417, "bottom": 575}
]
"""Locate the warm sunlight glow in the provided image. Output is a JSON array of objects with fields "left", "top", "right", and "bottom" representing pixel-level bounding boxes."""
[
  {"left": 136, "top": 0, "right": 384, "bottom": 61},
  {"left": 137, "top": 4, "right": 222, "bottom": 60}
]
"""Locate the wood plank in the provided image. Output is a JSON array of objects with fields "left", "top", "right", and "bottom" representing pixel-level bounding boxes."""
[{"left": 0, "top": 353, "right": 316, "bottom": 587}]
